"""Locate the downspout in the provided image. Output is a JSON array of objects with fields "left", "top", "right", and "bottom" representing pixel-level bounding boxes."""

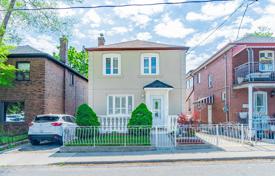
[{"left": 224, "top": 54, "right": 229, "bottom": 122}]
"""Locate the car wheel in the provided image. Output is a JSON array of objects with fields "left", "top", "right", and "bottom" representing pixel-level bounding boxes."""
[{"left": 30, "top": 139, "right": 40, "bottom": 145}]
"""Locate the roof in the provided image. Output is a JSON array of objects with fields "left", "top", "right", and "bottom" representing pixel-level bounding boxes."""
[
  {"left": 86, "top": 40, "right": 189, "bottom": 51},
  {"left": 8, "top": 45, "right": 88, "bottom": 81},
  {"left": 234, "top": 36, "right": 275, "bottom": 44},
  {"left": 143, "top": 80, "right": 173, "bottom": 89},
  {"left": 189, "top": 36, "right": 275, "bottom": 76}
]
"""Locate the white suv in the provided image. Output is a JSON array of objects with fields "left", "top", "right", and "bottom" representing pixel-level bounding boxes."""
[{"left": 28, "top": 114, "right": 77, "bottom": 145}]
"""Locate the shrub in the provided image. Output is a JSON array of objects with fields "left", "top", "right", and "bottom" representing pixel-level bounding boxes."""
[
  {"left": 75, "top": 104, "right": 100, "bottom": 127},
  {"left": 128, "top": 103, "right": 152, "bottom": 128}
]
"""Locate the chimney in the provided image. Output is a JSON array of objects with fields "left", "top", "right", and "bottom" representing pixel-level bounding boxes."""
[
  {"left": 60, "top": 35, "right": 68, "bottom": 65},
  {"left": 98, "top": 33, "right": 105, "bottom": 46}
]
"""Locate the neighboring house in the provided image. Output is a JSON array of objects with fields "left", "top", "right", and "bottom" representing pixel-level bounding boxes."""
[
  {"left": 0, "top": 41, "right": 88, "bottom": 133},
  {"left": 86, "top": 35, "right": 188, "bottom": 129},
  {"left": 186, "top": 36, "right": 275, "bottom": 130}
]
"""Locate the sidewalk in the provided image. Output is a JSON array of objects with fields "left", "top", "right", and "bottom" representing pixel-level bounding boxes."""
[{"left": 1, "top": 143, "right": 275, "bottom": 166}]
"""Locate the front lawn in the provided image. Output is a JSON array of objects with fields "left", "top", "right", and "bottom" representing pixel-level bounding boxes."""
[
  {"left": 0, "top": 134, "right": 28, "bottom": 145},
  {"left": 66, "top": 134, "right": 151, "bottom": 146}
]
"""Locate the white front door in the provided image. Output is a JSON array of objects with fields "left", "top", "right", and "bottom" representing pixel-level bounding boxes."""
[
  {"left": 151, "top": 96, "right": 164, "bottom": 127},
  {"left": 254, "top": 91, "right": 268, "bottom": 116}
]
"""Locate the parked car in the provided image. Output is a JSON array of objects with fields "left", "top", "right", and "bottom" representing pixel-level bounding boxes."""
[
  {"left": 6, "top": 114, "right": 25, "bottom": 122},
  {"left": 28, "top": 114, "right": 77, "bottom": 145}
]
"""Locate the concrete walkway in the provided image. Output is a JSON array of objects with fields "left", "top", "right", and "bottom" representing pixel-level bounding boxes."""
[{"left": 1, "top": 142, "right": 275, "bottom": 166}]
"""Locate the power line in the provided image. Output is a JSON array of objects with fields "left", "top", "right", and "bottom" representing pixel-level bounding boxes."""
[
  {"left": 186, "top": 0, "right": 253, "bottom": 55},
  {"left": 236, "top": 0, "right": 257, "bottom": 39},
  {"left": 0, "top": 0, "right": 234, "bottom": 12}
]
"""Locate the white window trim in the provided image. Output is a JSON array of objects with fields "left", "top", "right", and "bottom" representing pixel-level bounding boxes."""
[
  {"left": 198, "top": 73, "right": 201, "bottom": 84},
  {"left": 259, "top": 50, "right": 275, "bottom": 72},
  {"left": 253, "top": 91, "right": 268, "bottom": 115},
  {"left": 208, "top": 74, "right": 213, "bottom": 88},
  {"left": 107, "top": 95, "right": 134, "bottom": 116},
  {"left": 140, "top": 53, "right": 159, "bottom": 75},
  {"left": 102, "top": 53, "right": 121, "bottom": 76}
]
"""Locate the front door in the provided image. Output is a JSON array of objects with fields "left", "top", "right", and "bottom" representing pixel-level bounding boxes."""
[
  {"left": 151, "top": 96, "right": 164, "bottom": 127},
  {"left": 254, "top": 91, "right": 268, "bottom": 116}
]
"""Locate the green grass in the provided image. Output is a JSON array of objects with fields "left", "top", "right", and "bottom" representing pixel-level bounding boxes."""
[
  {"left": 0, "top": 134, "right": 28, "bottom": 145},
  {"left": 65, "top": 134, "right": 151, "bottom": 146}
]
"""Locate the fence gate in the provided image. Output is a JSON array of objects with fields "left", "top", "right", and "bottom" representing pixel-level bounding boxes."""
[{"left": 151, "top": 127, "right": 176, "bottom": 148}]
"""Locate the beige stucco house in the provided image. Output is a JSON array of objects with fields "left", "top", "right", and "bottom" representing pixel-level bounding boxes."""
[{"left": 86, "top": 35, "right": 188, "bottom": 129}]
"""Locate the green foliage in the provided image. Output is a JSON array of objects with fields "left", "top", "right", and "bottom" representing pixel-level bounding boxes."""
[
  {"left": 53, "top": 46, "right": 88, "bottom": 77},
  {"left": 249, "top": 26, "right": 273, "bottom": 37},
  {"left": 128, "top": 103, "right": 152, "bottom": 128},
  {"left": 75, "top": 104, "right": 100, "bottom": 126},
  {"left": 0, "top": 43, "right": 16, "bottom": 87},
  {"left": 0, "top": 0, "right": 84, "bottom": 42}
]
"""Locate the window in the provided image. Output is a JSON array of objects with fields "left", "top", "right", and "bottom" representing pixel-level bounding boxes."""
[
  {"left": 197, "top": 73, "right": 201, "bottom": 84},
  {"left": 107, "top": 95, "right": 133, "bottom": 115},
  {"left": 16, "top": 62, "right": 30, "bottom": 81},
  {"left": 0, "top": 102, "right": 25, "bottom": 122},
  {"left": 186, "top": 77, "right": 193, "bottom": 89},
  {"left": 69, "top": 73, "right": 74, "bottom": 86},
  {"left": 259, "top": 51, "right": 274, "bottom": 72},
  {"left": 103, "top": 54, "right": 121, "bottom": 75},
  {"left": 254, "top": 91, "right": 268, "bottom": 115},
  {"left": 208, "top": 74, "right": 213, "bottom": 88},
  {"left": 221, "top": 91, "right": 226, "bottom": 101},
  {"left": 141, "top": 53, "right": 159, "bottom": 75}
]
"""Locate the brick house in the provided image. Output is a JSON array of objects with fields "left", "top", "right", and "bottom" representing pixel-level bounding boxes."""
[
  {"left": 0, "top": 43, "right": 88, "bottom": 133},
  {"left": 186, "top": 36, "right": 275, "bottom": 130}
]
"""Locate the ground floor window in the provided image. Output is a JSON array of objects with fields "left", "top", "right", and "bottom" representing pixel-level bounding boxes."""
[
  {"left": 0, "top": 102, "right": 25, "bottom": 122},
  {"left": 254, "top": 91, "right": 268, "bottom": 115},
  {"left": 107, "top": 95, "right": 133, "bottom": 115}
]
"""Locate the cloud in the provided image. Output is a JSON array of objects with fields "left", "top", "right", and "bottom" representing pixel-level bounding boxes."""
[
  {"left": 186, "top": 1, "right": 241, "bottom": 21},
  {"left": 136, "top": 32, "right": 152, "bottom": 40},
  {"left": 57, "top": 2, "right": 76, "bottom": 17},
  {"left": 186, "top": 52, "right": 211, "bottom": 72},
  {"left": 154, "top": 15, "right": 194, "bottom": 38},
  {"left": 23, "top": 35, "right": 57, "bottom": 54},
  {"left": 81, "top": 9, "right": 101, "bottom": 26},
  {"left": 107, "top": 26, "right": 131, "bottom": 36},
  {"left": 114, "top": 0, "right": 165, "bottom": 26}
]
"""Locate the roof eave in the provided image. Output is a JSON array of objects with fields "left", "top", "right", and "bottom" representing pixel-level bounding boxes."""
[{"left": 85, "top": 47, "right": 189, "bottom": 51}]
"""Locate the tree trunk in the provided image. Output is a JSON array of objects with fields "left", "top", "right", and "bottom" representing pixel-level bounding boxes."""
[{"left": 0, "top": 0, "right": 16, "bottom": 43}]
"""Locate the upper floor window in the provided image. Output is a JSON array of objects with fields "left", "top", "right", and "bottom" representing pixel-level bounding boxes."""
[
  {"left": 141, "top": 53, "right": 159, "bottom": 75},
  {"left": 103, "top": 54, "right": 121, "bottom": 76},
  {"left": 69, "top": 73, "right": 74, "bottom": 86},
  {"left": 196, "top": 73, "right": 201, "bottom": 84},
  {"left": 208, "top": 74, "right": 213, "bottom": 88},
  {"left": 107, "top": 95, "right": 133, "bottom": 115},
  {"left": 186, "top": 77, "right": 193, "bottom": 89},
  {"left": 16, "top": 62, "right": 30, "bottom": 81},
  {"left": 259, "top": 50, "right": 274, "bottom": 72}
]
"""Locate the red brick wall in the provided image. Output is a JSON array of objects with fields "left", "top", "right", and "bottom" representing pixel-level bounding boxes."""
[{"left": 0, "top": 58, "right": 46, "bottom": 133}]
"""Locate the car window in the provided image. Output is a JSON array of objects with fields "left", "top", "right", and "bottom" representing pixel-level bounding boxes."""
[
  {"left": 70, "top": 116, "right": 76, "bottom": 123},
  {"left": 34, "top": 116, "right": 59, "bottom": 123},
  {"left": 62, "top": 116, "right": 75, "bottom": 123}
]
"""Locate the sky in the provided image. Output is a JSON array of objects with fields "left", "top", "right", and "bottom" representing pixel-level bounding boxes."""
[{"left": 2, "top": 0, "right": 275, "bottom": 72}]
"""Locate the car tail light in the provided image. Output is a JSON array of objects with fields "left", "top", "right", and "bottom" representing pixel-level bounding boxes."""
[
  {"left": 29, "top": 122, "right": 34, "bottom": 127},
  {"left": 51, "top": 122, "right": 63, "bottom": 126}
]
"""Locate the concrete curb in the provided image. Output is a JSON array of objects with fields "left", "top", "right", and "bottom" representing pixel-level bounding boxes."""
[{"left": 52, "top": 156, "right": 275, "bottom": 165}]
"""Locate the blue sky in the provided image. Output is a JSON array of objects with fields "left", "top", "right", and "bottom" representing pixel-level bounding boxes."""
[{"left": 5, "top": 0, "right": 275, "bottom": 71}]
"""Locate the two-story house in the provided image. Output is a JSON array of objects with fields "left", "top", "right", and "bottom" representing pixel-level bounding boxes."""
[
  {"left": 86, "top": 35, "right": 188, "bottom": 129},
  {"left": 0, "top": 38, "right": 88, "bottom": 134},
  {"left": 186, "top": 36, "right": 275, "bottom": 130}
]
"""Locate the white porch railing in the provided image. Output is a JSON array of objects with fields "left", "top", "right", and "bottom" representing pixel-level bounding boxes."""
[{"left": 99, "top": 115, "right": 130, "bottom": 133}]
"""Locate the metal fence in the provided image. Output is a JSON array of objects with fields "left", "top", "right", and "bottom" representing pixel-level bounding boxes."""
[{"left": 63, "top": 124, "right": 257, "bottom": 148}]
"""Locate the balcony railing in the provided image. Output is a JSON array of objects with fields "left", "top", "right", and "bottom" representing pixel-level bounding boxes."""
[{"left": 234, "top": 62, "right": 275, "bottom": 85}]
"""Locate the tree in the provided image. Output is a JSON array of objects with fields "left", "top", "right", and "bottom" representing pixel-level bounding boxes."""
[
  {"left": 128, "top": 103, "right": 152, "bottom": 127},
  {"left": 53, "top": 46, "right": 88, "bottom": 77},
  {"left": 0, "top": 0, "right": 83, "bottom": 86},
  {"left": 0, "top": 43, "right": 15, "bottom": 87},
  {"left": 0, "top": 0, "right": 83, "bottom": 43},
  {"left": 249, "top": 27, "right": 273, "bottom": 37}
]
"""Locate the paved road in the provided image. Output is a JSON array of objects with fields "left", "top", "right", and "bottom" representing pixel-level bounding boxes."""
[{"left": 1, "top": 160, "right": 275, "bottom": 176}]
